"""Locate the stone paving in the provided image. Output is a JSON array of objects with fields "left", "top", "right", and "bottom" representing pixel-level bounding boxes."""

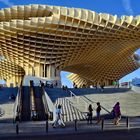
[
  {"left": 1, "top": 129, "right": 140, "bottom": 140},
  {"left": 0, "top": 117, "right": 140, "bottom": 136}
]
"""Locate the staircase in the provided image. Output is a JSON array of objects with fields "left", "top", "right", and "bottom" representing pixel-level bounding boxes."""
[
  {"left": 45, "top": 88, "right": 87, "bottom": 122},
  {"left": 67, "top": 89, "right": 140, "bottom": 118},
  {"left": 55, "top": 97, "right": 86, "bottom": 122},
  {"left": 44, "top": 87, "right": 139, "bottom": 122}
]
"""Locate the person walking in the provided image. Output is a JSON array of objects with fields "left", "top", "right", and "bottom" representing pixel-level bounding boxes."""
[
  {"left": 111, "top": 106, "right": 116, "bottom": 122},
  {"left": 113, "top": 102, "right": 121, "bottom": 125},
  {"left": 52, "top": 105, "right": 65, "bottom": 128},
  {"left": 96, "top": 102, "right": 101, "bottom": 124},
  {"left": 87, "top": 104, "right": 93, "bottom": 124}
]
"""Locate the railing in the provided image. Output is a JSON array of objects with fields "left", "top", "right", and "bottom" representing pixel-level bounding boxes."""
[
  {"left": 13, "top": 80, "right": 23, "bottom": 122},
  {"left": 68, "top": 90, "right": 111, "bottom": 117},
  {"left": 42, "top": 86, "right": 54, "bottom": 120},
  {"left": 13, "top": 88, "right": 20, "bottom": 122},
  {"left": 69, "top": 90, "right": 80, "bottom": 103},
  {"left": 30, "top": 82, "right": 37, "bottom": 120},
  {"left": 13, "top": 115, "right": 140, "bottom": 135},
  {"left": 68, "top": 90, "right": 96, "bottom": 111},
  {"left": 69, "top": 90, "right": 77, "bottom": 98},
  {"left": 65, "top": 97, "right": 87, "bottom": 117},
  {"left": 54, "top": 97, "right": 87, "bottom": 122},
  {"left": 83, "top": 95, "right": 111, "bottom": 114},
  {"left": 73, "top": 115, "right": 139, "bottom": 132}
]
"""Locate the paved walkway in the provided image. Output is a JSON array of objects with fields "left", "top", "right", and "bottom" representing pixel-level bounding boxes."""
[
  {"left": 0, "top": 124, "right": 140, "bottom": 140},
  {"left": 0, "top": 118, "right": 140, "bottom": 138}
]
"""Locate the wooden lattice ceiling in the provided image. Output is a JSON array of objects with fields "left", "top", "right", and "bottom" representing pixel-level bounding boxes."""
[
  {"left": 0, "top": 59, "right": 25, "bottom": 79},
  {"left": 0, "top": 4, "right": 140, "bottom": 84}
]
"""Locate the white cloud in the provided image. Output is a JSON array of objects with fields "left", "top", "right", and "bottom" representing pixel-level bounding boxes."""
[
  {"left": 122, "top": 0, "right": 134, "bottom": 15},
  {"left": 0, "top": 0, "right": 14, "bottom": 7}
]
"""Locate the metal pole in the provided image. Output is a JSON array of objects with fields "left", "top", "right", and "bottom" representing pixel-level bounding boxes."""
[
  {"left": 16, "top": 122, "right": 19, "bottom": 134},
  {"left": 101, "top": 119, "right": 104, "bottom": 131},
  {"left": 126, "top": 117, "right": 129, "bottom": 129},
  {"left": 46, "top": 114, "right": 48, "bottom": 133},
  {"left": 75, "top": 119, "right": 77, "bottom": 131}
]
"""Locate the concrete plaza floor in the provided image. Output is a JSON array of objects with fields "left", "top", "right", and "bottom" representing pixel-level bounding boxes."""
[
  {"left": 0, "top": 121, "right": 140, "bottom": 140},
  {"left": 0, "top": 118, "right": 140, "bottom": 139}
]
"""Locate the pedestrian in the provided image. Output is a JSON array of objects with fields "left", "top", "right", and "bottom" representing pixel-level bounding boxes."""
[
  {"left": 96, "top": 102, "right": 101, "bottom": 124},
  {"left": 100, "top": 84, "right": 104, "bottom": 92},
  {"left": 113, "top": 102, "right": 121, "bottom": 125},
  {"left": 111, "top": 106, "right": 116, "bottom": 122},
  {"left": 87, "top": 104, "right": 93, "bottom": 124},
  {"left": 73, "top": 82, "right": 75, "bottom": 88},
  {"left": 55, "top": 81, "right": 58, "bottom": 87},
  {"left": 52, "top": 105, "right": 65, "bottom": 128}
]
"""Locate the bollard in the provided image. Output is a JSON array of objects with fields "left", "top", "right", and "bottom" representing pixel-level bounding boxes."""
[
  {"left": 16, "top": 122, "right": 19, "bottom": 134},
  {"left": 101, "top": 119, "right": 104, "bottom": 131},
  {"left": 46, "top": 120, "right": 48, "bottom": 133},
  {"left": 75, "top": 119, "right": 77, "bottom": 131},
  {"left": 126, "top": 117, "right": 129, "bottom": 129},
  {"left": 46, "top": 114, "right": 49, "bottom": 133}
]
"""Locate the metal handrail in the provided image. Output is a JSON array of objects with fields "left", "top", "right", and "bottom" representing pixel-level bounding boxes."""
[
  {"left": 68, "top": 90, "right": 96, "bottom": 111},
  {"left": 13, "top": 88, "right": 20, "bottom": 120},
  {"left": 69, "top": 90, "right": 77, "bottom": 98},
  {"left": 30, "top": 84, "right": 37, "bottom": 119},
  {"left": 42, "top": 87, "right": 52, "bottom": 112},
  {"left": 68, "top": 90, "right": 110, "bottom": 113},
  {"left": 41, "top": 86, "right": 54, "bottom": 119},
  {"left": 65, "top": 97, "right": 87, "bottom": 116},
  {"left": 83, "top": 95, "right": 111, "bottom": 114},
  {"left": 13, "top": 80, "right": 23, "bottom": 122},
  {"left": 68, "top": 90, "right": 87, "bottom": 103}
]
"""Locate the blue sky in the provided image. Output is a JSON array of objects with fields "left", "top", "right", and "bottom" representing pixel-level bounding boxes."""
[
  {"left": 0, "top": 0, "right": 140, "bottom": 16},
  {"left": 0, "top": 0, "right": 140, "bottom": 87}
]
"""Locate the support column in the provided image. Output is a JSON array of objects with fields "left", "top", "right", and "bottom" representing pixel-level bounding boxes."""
[
  {"left": 46, "top": 64, "right": 61, "bottom": 87},
  {"left": 6, "top": 75, "right": 23, "bottom": 87}
]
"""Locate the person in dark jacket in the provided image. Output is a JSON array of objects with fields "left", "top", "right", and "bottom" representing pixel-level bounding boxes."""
[
  {"left": 96, "top": 102, "right": 101, "bottom": 124},
  {"left": 87, "top": 104, "right": 93, "bottom": 124}
]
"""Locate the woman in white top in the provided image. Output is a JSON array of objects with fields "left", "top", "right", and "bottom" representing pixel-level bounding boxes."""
[{"left": 52, "top": 105, "right": 65, "bottom": 128}]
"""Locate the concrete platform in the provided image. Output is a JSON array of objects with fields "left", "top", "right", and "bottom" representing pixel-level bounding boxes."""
[
  {"left": 0, "top": 121, "right": 140, "bottom": 140},
  {"left": 0, "top": 118, "right": 140, "bottom": 139},
  {"left": 1, "top": 129, "right": 140, "bottom": 140}
]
